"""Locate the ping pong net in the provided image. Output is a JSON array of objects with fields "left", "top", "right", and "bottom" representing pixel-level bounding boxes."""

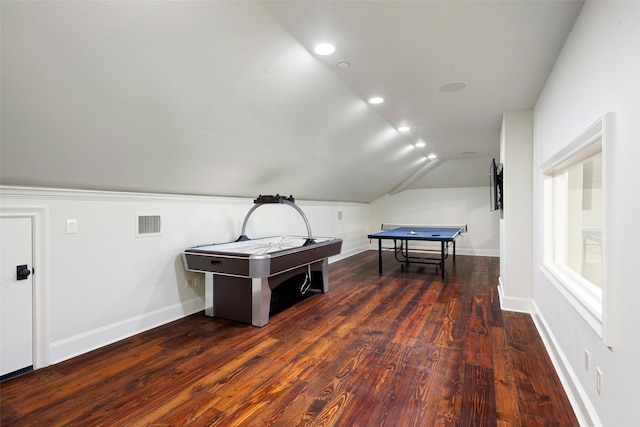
[{"left": 380, "top": 223, "right": 468, "bottom": 232}]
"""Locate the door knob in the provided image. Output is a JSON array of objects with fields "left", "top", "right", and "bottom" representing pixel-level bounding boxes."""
[{"left": 17, "top": 265, "right": 31, "bottom": 280}]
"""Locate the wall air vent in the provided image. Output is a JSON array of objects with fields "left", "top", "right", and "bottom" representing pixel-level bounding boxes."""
[{"left": 136, "top": 214, "right": 162, "bottom": 237}]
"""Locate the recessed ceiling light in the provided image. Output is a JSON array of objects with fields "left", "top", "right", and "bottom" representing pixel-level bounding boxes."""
[
  {"left": 368, "top": 97, "right": 384, "bottom": 105},
  {"left": 337, "top": 62, "right": 350, "bottom": 69},
  {"left": 415, "top": 140, "right": 426, "bottom": 148},
  {"left": 427, "top": 153, "right": 437, "bottom": 160},
  {"left": 398, "top": 126, "right": 410, "bottom": 132},
  {"left": 438, "top": 82, "right": 466, "bottom": 93},
  {"left": 314, "top": 43, "right": 335, "bottom": 55}
]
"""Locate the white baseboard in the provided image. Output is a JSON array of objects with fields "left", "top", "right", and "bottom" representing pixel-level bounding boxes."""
[
  {"left": 531, "top": 302, "right": 601, "bottom": 427},
  {"left": 48, "top": 297, "right": 203, "bottom": 365},
  {"left": 497, "top": 278, "right": 535, "bottom": 313},
  {"left": 458, "top": 248, "right": 500, "bottom": 257},
  {"left": 330, "top": 245, "right": 369, "bottom": 263}
]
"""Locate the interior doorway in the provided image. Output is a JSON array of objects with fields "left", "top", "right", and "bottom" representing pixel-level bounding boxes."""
[{"left": 0, "top": 206, "right": 48, "bottom": 380}]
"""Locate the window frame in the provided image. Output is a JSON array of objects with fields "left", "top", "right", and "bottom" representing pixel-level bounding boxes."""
[{"left": 540, "top": 113, "right": 613, "bottom": 346}]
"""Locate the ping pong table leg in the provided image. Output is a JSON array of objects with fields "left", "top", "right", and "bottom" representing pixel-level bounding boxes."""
[
  {"left": 377, "top": 239, "right": 383, "bottom": 275},
  {"left": 404, "top": 240, "right": 410, "bottom": 267},
  {"left": 453, "top": 240, "right": 456, "bottom": 262},
  {"left": 440, "top": 241, "right": 445, "bottom": 279}
]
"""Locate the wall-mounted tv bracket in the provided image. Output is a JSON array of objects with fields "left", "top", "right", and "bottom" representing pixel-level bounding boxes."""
[{"left": 236, "top": 194, "right": 316, "bottom": 246}]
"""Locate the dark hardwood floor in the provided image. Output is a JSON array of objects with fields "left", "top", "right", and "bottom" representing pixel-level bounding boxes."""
[{"left": 0, "top": 251, "right": 579, "bottom": 426}]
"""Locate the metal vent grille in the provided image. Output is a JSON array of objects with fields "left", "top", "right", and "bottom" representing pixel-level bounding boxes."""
[{"left": 136, "top": 214, "right": 161, "bottom": 237}]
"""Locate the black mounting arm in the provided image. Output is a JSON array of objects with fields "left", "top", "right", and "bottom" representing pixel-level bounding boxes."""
[{"left": 253, "top": 194, "right": 295, "bottom": 204}]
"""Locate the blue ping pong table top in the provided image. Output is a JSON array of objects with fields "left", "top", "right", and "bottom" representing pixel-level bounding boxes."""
[{"left": 368, "top": 226, "right": 465, "bottom": 241}]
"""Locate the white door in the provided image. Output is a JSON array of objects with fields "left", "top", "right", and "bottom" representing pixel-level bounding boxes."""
[{"left": 1, "top": 216, "right": 34, "bottom": 377}]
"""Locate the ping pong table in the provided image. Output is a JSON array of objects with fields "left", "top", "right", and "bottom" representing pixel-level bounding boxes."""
[{"left": 368, "top": 224, "right": 467, "bottom": 278}]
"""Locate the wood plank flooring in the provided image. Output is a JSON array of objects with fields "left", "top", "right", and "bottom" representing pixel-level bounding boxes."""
[{"left": 0, "top": 251, "right": 579, "bottom": 426}]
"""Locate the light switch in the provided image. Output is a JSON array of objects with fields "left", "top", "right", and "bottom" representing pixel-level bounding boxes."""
[{"left": 66, "top": 219, "right": 78, "bottom": 234}]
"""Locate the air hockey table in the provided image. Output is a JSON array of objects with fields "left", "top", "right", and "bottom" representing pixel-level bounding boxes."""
[{"left": 183, "top": 195, "right": 342, "bottom": 327}]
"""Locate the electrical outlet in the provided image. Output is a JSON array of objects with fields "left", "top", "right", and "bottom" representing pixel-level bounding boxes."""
[
  {"left": 66, "top": 219, "right": 78, "bottom": 234},
  {"left": 584, "top": 350, "right": 590, "bottom": 372},
  {"left": 596, "top": 367, "right": 603, "bottom": 397},
  {"left": 185, "top": 273, "right": 203, "bottom": 288}
]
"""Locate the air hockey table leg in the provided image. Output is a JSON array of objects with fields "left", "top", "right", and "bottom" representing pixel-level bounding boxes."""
[
  {"left": 205, "top": 273, "right": 214, "bottom": 317},
  {"left": 319, "top": 258, "right": 330, "bottom": 293},
  {"left": 252, "top": 277, "right": 271, "bottom": 327}
]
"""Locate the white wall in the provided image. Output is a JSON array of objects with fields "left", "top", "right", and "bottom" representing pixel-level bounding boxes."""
[
  {"left": 0, "top": 187, "right": 369, "bottom": 366},
  {"left": 1, "top": 183, "right": 500, "bottom": 370},
  {"left": 1, "top": 184, "right": 498, "bottom": 369},
  {"left": 533, "top": 2, "right": 640, "bottom": 426},
  {"left": 499, "top": 110, "right": 534, "bottom": 310},
  {"left": 370, "top": 187, "right": 500, "bottom": 257}
]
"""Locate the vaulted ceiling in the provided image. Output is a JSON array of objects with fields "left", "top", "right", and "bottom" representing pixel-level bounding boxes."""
[{"left": 0, "top": 1, "right": 583, "bottom": 202}]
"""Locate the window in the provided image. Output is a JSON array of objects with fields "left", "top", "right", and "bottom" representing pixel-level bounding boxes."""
[
  {"left": 551, "top": 151, "right": 602, "bottom": 287},
  {"left": 541, "top": 113, "right": 613, "bottom": 345}
]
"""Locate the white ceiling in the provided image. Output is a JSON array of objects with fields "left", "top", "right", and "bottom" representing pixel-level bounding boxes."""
[{"left": 0, "top": 1, "right": 583, "bottom": 202}]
